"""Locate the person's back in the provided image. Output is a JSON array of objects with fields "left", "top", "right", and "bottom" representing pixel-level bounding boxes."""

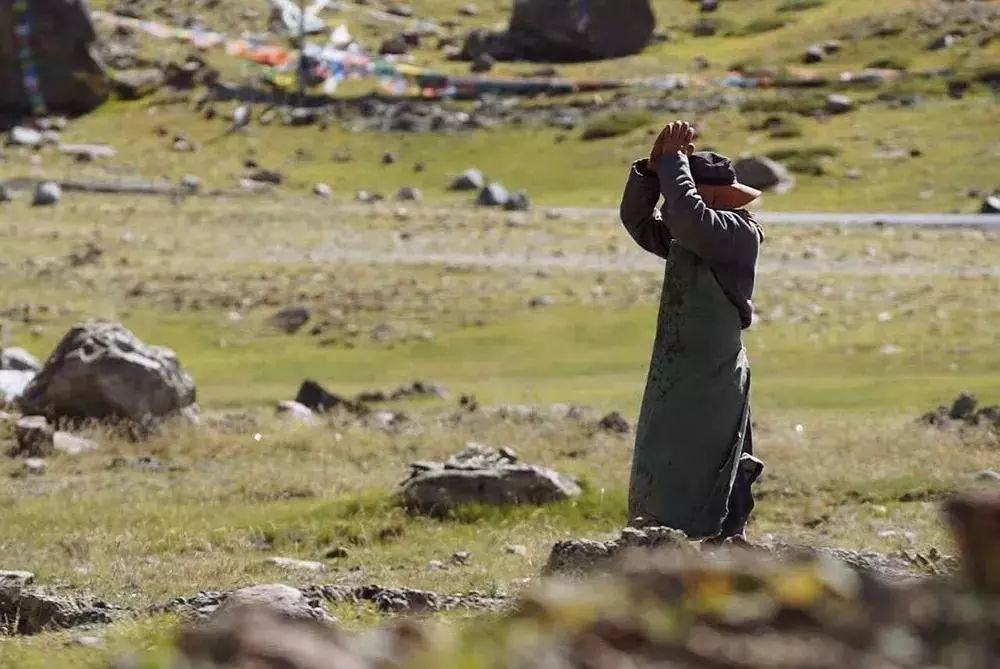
[{"left": 619, "top": 121, "right": 764, "bottom": 541}]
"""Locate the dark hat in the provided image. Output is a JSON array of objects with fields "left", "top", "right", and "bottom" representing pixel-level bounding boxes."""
[{"left": 688, "top": 151, "right": 761, "bottom": 207}]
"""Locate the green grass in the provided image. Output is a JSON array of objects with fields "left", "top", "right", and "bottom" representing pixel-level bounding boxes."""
[{"left": 581, "top": 110, "right": 654, "bottom": 141}]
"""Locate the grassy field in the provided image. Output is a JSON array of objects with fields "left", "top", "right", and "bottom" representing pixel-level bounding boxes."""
[
  {"left": 1, "top": 0, "right": 999, "bottom": 666},
  {"left": 1, "top": 190, "right": 998, "bottom": 666}
]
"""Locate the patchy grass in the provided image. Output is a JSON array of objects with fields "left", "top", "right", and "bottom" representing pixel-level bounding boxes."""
[{"left": 581, "top": 110, "right": 654, "bottom": 141}]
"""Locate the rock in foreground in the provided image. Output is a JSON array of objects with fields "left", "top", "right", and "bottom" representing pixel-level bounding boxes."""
[
  {"left": 18, "top": 321, "right": 197, "bottom": 426},
  {"left": 400, "top": 443, "right": 581, "bottom": 516}
]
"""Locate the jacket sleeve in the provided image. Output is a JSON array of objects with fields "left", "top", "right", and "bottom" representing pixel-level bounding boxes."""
[
  {"left": 619, "top": 159, "right": 672, "bottom": 259},
  {"left": 656, "top": 153, "right": 758, "bottom": 265}
]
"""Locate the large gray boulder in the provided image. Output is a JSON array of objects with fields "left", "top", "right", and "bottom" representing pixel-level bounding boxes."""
[
  {"left": 218, "top": 584, "right": 333, "bottom": 623},
  {"left": 464, "top": 0, "right": 655, "bottom": 62},
  {"left": 734, "top": 156, "right": 795, "bottom": 192},
  {"left": 509, "top": 0, "right": 655, "bottom": 60},
  {"left": 18, "top": 322, "right": 197, "bottom": 425},
  {"left": 0, "top": 0, "right": 108, "bottom": 114},
  {"left": 400, "top": 443, "right": 581, "bottom": 516}
]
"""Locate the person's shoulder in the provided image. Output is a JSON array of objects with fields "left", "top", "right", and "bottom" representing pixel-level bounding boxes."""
[{"left": 733, "top": 209, "right": 764, "bottom": 243}]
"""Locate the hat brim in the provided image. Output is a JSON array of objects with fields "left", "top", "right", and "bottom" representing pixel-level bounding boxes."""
[{"left": 697, "top": 182, "right": 762, "bottom": 210}]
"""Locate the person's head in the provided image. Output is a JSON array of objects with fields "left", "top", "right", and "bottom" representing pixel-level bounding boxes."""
[{"left": 689, "top": 151, "right": 761, "bottom": 210}]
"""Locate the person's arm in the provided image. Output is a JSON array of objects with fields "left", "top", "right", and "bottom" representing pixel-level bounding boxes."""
[
  {"left": 619, "top": 159, "right": 672, "bottom": 259},
  {"left": 656, "top": 152, "right": 757, "bottom": 265}
]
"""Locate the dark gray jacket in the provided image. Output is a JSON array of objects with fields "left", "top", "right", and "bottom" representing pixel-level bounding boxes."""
[{"left": 619, "top": 153, "right": 762, "bottom": 329}]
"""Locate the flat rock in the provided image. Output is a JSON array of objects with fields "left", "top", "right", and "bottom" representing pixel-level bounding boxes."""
[
  {"left": 58, "top": 144, "right": 116, "bottom": 161},
  {"left": 477, "top": 182, "right": 509, "bottom": 206},
  {"left": 546, "top": 526, "right": 694, "bottom": 574},
  {"left": 160, "top": 584, "right": 334, "bottom": 624},
  {"left": 53, "top": 431, "right": 99, "bottom": 455},
  {"left": 0, "top": 571, "right": 35, "bottom": 588},
  {"left": 265, "top": 557, "right": 326, "bottom": 572},
  {"left": 275, "top": 400, "right": 315, "bottom": 422},
  {"left": 0, "top": 585, "right": 119, "bottom": 635},
  {"left": 401, "top": 443, "right": 581, "bottom": 516},
  {"left": 8, "top": 126, "right": 42, "bottom": 148}
]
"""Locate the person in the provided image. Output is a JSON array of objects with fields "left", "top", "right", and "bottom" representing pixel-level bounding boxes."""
[{"left": 619, "top": 120, "right": 765, "bottom": 542}]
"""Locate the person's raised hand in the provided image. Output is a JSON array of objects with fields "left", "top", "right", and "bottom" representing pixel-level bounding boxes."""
[{"left": 648, "top": 121, "right": 696, "bottom": 169}]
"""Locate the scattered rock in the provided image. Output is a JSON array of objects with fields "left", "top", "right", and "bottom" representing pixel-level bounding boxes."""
[
  {"left": 505, "top": 544, "right": 528, "bottom": 557},
  {"left": 691, "top": 19, "right": 717, "bottom": 37},
  {"left": 58, "top": 144, "right": 116, "bottom": 161},
  {"left": 324, "top": 546, "right": 349, "bottom": 559},
  {"left": 0, "top": 571, "right": 35, "bottom": 588},
  {"left": 478, "top": 183, "right": 510, "bottom": 206},
  {"left": 294, "top": 380, "right": 361, "bottom": 414},
  {"left": 379, "top": 34, "right": 410, "bottom": 55},
  {"left": 110, "top": 68, "right": 166, "bottom": 100},
  {"left": 13, "top": 416, "right": 54, "bottom": 458},
  {"left": 400, "top": 443, "right": 582, "bottom": 517},
  {"left": 268, "top": 306, "right": 311, "bottom": 334},
  {"left": 980, "top": 195, "right": 1000, "bottom": 214},
  {"left": 974, "top": 470, "right": 1000, "bottom": 483},
  {"left": 0, "top": 585, "right": 119, "bottom": 635},
  {"left": 381, "top": 151, "right": 398, "bottom": 165},
  {"left": 179, "top": 174, "right": 201, "bottom": 193},
  {"left": 276, "top": 400, "right": 315, "bottom": 422},
  {"left": 452, "top": 551, "right": 472, "bottom": 565},
  {"left": 356, "top": 380, "right": 448, "bottom": 403},
  {"left": 0, "top": 370, "right": 35, "bottom": 402},
  {"left": 546, "top": 526, "right": 694, "bottom": 574},
  {"left": 8, "top": 126, "right": 43, "bottom": 148},
  {"left": 0, "top": 184, "right": 11, "bottom": 203},
  {"left": 264, "top": 557, "right": 326, "bottom": 573},
  {"left": 248, "top": 169, "right": 283, "bottom": 186},
  {"left": 313, "top": 182, "right": 332, "bottom": 199},
  {"left": 218, "top": 584, "right": 333, "bottom": 623},
  {"left": 18, "top": 321, "right": 197, "bottom": 427},
  {"left": 1, "top": 347, "right": 42, "bottom": 372},
  {"left": 504, "top": 190, "right": 531, "bottom": 211},
  {"left": 528, "top": 295, "right": 554, "bottom": 308},
  {"left": 449, "top": 168, "right": 485, "bottom": 191},
  {"left": 825, "top": 93, "right": 855, "bottom": 115},
  {"left": 597, "top": 411, "right": 630, "bottom": 434},
  {"left": 53, "top": 431, "right": 99, "bottom": 455},
  {"left": 734, "top": 156, "right": 795, "bottom": 192},
  {"left": 471, "top": 53, "right": 495, "bottom": 73},
  {"left": 396, "top": 186, "right": 423, "bottom": 202},
  {"left": 922, "top": 393, "right": 999, "bottom": 432},
  {"left": 32, "top": 181, "right": 62, "bottom": 206},
  {"left": 22, "top": 458, "right": 47, "bottom": 475},
  {"left": 803, "top": 45, "right": 826, "bottom": 64}
]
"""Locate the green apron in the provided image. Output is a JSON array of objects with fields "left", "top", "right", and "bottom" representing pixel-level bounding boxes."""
[{"left": 628, "top": 242, "right": 752, "bottom": 539}]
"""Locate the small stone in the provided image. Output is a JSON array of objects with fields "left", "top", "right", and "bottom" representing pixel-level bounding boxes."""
[
  {"left": 396, "top": 186, "right": 422, "bottom": 201},
  {"left": 528, "top": 295, "right": 554, "bottom": 308},
  {"left": 324, "top": 546, "right": 349, "bottom": 559},
  {"left": 478, "top": 182, "right": 509, "bottom": 207},
  {"left": 0, "top": 570, "right": 35, "bottom": 587},
  {"left": 14, "top": 416, "right": 54, "bottom": 457},
  {"left": 264, "top": 557, "right": 326, "bottom": 572},
  {"left": 68, "top": 635, "right": 105, "bottom": 648},
  {"left": 451, "top": 550, "right": 471, "bottom": 565},
  {"left": 268, "top": 306, "right": 311, "bottom": 334},
  {"left": 8, "top": 126, "right": 43, "bottom": 147},
  {"left": 803, "top": 45, "right": 825, "bottom": 64},
  {"left": 974, "top": 470, "right": 1000, "bottom": 483},
  {"left": 1, "top": 347, "right": 42, "bottom": 372},
  {"left": 458, "top": 3, "right": 478, "bottom": 16},
  {"left": 826, "top": 94, "right": 855, "bottom": 115},
  {"left": 53, "top": 432, "right": 99, "bottom": 455},
  {"left": 450, "top": 168, "right": 485, "bottom": 191},
  {"left": 504, "top": 190, "right": 531, "bottom": 211},
  {"left": 32, "top": 181, "right": 62, "bottom": 206},
  {"left": 275, "top": 400, "right": 314, "bottom": 422},
  {"left": 471, "top": 53, "right": 495, "bottom": 73},
  {"left": 382, "top": 151, "right": 398, "bottom": 165},
  {"left": 23, "top": 458, "right": 47, "bottom": 475},
  {"left": 180, "top": 174, "right": 201, "bottom": 192},
  {"left": 598, "top": 411, "right": 631, "bottom": 434},
  {"left": 313, "top": 182, "right": 332, "bottom": 198},
  {"left": 505, "top": 544, "right": 528, "bottom": 557},
  {"left": 981, "top": 196, "right": 1000, "bottom": 214}
]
